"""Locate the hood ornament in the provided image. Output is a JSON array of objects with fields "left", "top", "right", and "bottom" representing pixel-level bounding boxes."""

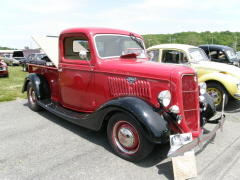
[{"left": 126, "top": 77, "right": 136, "bottom": 85}]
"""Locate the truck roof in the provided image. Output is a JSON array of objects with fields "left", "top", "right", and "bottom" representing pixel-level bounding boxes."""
[{"left": 61, "top": 27, "right": 142, "bottom": 37}]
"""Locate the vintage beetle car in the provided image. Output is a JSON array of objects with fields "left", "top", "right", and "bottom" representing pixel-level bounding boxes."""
[
  {"left": 147, "top": 44, "right": 240, "bottom": 110},
  {"left": 22, "top": 28, "right": 225, "bottom": 161},
  {"left": 0, "top": 59, "right": 8, "bottom": 77},
  {"left": 198, "top": 45, "right": 240, "bottom": 67},
  {"left": 20, "top": 53, "right": 51, "bottom": 72}
]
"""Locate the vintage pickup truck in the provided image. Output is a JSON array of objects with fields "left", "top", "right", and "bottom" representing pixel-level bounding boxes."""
[{"left": 22, "top": 28, "right": 225, "bottom": 161}]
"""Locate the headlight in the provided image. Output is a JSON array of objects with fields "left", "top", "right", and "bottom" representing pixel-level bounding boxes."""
[
  {"left": 198, "top": 82, "right": 206, "bottom": 95},
  {"left": 158, "top": 90, "right": 171, "bottom": 107},
  {"left": 3, "top": 67, "right": 7, "bottom": 70},
  {"left": 237, "top": 81, "right": 240, "bottom": 90}
]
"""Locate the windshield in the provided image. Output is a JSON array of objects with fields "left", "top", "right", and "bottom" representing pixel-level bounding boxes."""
[
  {"left": 188, "top": 48, "right": 209, "bottom": 62},
  {"left": 225, "top": 49, "right": 238, "bottom": 59},
  {"left": 94, "top": 34, "right": 146, "bottom": 59},
  {"left": 237, "top": 52, "right": 240, "bottom": 59}
]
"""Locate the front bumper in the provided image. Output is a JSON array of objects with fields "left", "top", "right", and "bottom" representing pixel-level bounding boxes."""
[
  {"left": 168, "top": 113, "right": 225, "bottom": 157},
  {"left": 234, "top": 93, "right": 240, "bottom": 98},
  {"left": 168, "top": 93, "right": 227, "bottom": 157}
]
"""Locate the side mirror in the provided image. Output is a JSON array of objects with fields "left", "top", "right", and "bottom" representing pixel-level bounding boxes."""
[{"left": 79, "top": 50, "right": 87, "bottom": 59}]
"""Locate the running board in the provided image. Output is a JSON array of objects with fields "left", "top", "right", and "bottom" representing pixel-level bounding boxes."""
[{"left": 38, "top": 99, "right": 90, "bottom": 122}]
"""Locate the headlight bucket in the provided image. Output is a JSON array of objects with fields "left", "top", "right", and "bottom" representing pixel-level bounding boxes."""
[{"left": 158, "top": 90, "right": 171, "bottom": 107}]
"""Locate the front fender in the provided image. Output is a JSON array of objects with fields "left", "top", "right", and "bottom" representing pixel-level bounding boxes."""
[
  {"left": 101, "top": 97, "right": 170, "bottom": 143},
  {"left": 200, "top": 92, "right": 216, "bottom": 123},
  {"left": 22, "top": 73, "right": 51, "bottom": 100},
  {"left": 198, "top": 72, "right": 240, "bottom": 98}
]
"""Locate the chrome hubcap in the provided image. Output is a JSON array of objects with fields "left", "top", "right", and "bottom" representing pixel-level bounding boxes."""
[
  {"left": 118, "top": 127, "right": 134, "bottom": 147},
  {"left": 112, "top": 120, "right": 139, "bottom": 155}
]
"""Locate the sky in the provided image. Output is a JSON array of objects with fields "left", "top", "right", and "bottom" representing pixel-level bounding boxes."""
[{"left": 1, "top": 0, "right": 240, "bottom": 49}]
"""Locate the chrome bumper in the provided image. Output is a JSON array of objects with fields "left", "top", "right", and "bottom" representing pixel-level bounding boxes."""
[
  {"left": 168, "top": 94, "right": 226, "bottom": 157},
  {"left": 234, "top": 93, "right": 240, "bottom": 98}
]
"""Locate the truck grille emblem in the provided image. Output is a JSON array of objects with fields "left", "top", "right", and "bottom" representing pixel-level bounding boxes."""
[{"left": 126, "top": 77, "right": 136, "bottom": 85}]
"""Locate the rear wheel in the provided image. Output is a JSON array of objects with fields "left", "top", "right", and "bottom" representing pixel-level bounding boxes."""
[
  {"left": 206, "top": 82, "right": 229, "bottom": 110},
  {"left": 107, "top": 112, "right": 154, "bottom": 162},
  {"left": 27, "top": 82, "right": 43, "bottom": 111}
]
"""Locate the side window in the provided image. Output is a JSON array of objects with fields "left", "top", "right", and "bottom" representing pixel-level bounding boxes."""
[
  {"left": 64, "top": 36, "right": 91, "bottom": 60},
  {"left": 36, "top": 54, "right": 42, "bottom": 60},
  {"left": 148, "top": 49, "right": 160, "bottom": 62},
  {"left": 30, "top": 54, "right": 35, "bottom": 59},
  {"left": 27, "top": 55, "right": 31, "bottom": 59},
  {"left": 209, "top": 50, "right": 217, "bottom": 59},
  {"left": 162, "top": 50, "right": 185, "bottom": 64},
  {"left": 218, "top": 51, "right": 226, "bottom": 59}
]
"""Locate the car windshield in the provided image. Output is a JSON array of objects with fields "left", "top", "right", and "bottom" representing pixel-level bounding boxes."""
[
  {"left": 188, "top": 48, "right": 209, "bottom": 62},
  {"left": 225, "top": 49, "right": 238, "bottom": 59},
  {"left": 94, "top": 34, "right": 146, "bottom": 59},
  {"left": 237, "top": 52, "right": 240, "bottom": 59}
]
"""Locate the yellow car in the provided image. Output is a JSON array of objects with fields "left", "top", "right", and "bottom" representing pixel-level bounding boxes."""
[{"left": 147, "top": 44, "right": 240, "bottom": 110}]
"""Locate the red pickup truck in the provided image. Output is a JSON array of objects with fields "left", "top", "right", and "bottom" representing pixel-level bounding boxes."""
[{"left": 22, "top": 27, "right": 225, "bottom": 161}]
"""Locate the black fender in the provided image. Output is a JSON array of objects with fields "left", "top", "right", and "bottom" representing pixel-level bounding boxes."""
[
  {"left": 22, "top": 73, "right": 51, "bottom": 100},
  {"left": 200, "top": 92, "right": 216, "bottom": 125},
  {"left": 98, "top": 97, "right": 170, "bottom": 143}
]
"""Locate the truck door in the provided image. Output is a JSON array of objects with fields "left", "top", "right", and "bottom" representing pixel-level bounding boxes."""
[{"left": 58, "top": 34, "right": 95, "bottom": 112}]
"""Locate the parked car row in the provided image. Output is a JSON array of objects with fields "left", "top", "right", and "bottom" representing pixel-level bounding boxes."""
[
  {"left": 3, "top": 49, "right": 40, "bottom": 66},
  {"left": 147, "top": 44, "right": 240, "bottom": 110}
]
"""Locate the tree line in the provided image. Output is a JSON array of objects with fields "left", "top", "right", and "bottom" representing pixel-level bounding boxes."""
[
  {"left": 1, "top": 31, "right": 240, "bottom": 51},
  {"left": 142, "top": 30, "right": 240, "bottom": 51}
]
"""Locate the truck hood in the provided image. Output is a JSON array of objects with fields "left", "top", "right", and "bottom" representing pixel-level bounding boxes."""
[
  {"left": 99, "top": 59, "right": 195, "bottom": 80},
  {"left": 32, "top": 35, "right": 59, "bottom": 68},
  {"left": 192, "top": 61, "right": 240, "bottom": 78}
]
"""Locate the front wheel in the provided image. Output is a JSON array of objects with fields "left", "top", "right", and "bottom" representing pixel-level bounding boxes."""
[
  {"left": 206, "top": 82, "right": 229, "bottom": 110},
  {"left": 27, "top": 82, "right": 43, "bottom": 112},
  {"left": 107, "top": 112, "right": 154, "bottom": 162}
]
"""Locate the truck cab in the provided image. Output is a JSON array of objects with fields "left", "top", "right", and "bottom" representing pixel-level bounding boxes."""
[{"left": 22, "top": 28, "right": 225, "bottom": 161}]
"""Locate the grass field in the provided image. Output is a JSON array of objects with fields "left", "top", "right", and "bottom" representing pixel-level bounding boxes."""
[{"left": 0, "top": 66, "right": 28, "bottom": 102}]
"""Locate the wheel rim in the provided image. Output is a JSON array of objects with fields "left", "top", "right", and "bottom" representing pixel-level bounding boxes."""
[
  {"left": 207, "top": 88, "right": 222, "bottom": 106},
  {"left": 112, "top": 120, "right": 140, "bottom": 155},
  {"left": 28, "top": 87, "right": 36, "bottom": 105}
]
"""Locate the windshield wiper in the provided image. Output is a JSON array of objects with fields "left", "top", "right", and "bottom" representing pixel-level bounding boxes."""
[{"left": 130, "top": 33, "right": 144, "bottom": 50}]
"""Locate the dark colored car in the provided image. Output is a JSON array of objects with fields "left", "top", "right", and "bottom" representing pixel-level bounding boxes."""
[
  {"left": 0, "top": 60, "right": 8, "bottom": 77},
  {"left": 198, "top": 45, "right": 240, "bottom": 67},
  {"left": 20, "top": 53, "right": 51, "bottom": 71}
]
